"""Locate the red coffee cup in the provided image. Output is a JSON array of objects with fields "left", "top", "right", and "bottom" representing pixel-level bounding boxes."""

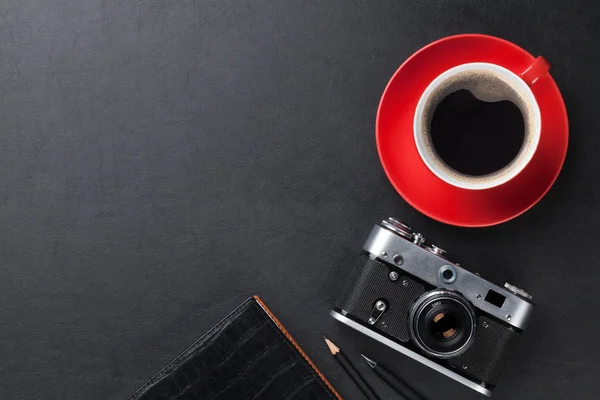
[{"left": 376, "top": 34, "right": 568, "bottom": 227}]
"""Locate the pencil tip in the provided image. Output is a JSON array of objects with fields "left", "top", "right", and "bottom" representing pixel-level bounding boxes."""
[
  {"left": 323, "top": 336, "right": 340, "bottom": 354},
  {"left": 361, "top": 354, "right": 377, "bottom": 368}
]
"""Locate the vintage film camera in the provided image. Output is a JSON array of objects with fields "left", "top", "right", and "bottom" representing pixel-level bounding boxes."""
[{"left": 331, "top": 218, "right": 534, "bottom": 396}]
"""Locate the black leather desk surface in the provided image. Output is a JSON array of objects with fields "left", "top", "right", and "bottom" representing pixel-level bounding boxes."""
[{"left": 1, "top": 1, "right": 598, "bottom": 399}]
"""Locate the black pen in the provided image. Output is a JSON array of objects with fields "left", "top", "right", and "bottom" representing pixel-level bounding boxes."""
[
  {"left": 324, "top": 337, "right": 381, "bottom": 400},
  {"left": 361, "top": 354, "right": 426, "bottom": 400}
]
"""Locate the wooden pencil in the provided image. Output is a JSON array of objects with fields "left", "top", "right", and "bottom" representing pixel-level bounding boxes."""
[{"left": 323, "top": 337, "right": 381, "bottom": 400}]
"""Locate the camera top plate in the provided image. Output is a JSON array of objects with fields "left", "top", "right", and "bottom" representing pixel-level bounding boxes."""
[{"left": 364, "top": 223, "right": 534, "bottom": 330}]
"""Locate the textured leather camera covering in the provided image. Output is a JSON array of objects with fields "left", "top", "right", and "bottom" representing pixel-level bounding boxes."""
[
  {"left": 334, "top": 254, "right": 425, "bottom": 341},
  {"left": 448, "top": 316, "right": 520, "bottom": 387},
  {"left": 128, "top": 296, "right": 341, "bottom": 400}
]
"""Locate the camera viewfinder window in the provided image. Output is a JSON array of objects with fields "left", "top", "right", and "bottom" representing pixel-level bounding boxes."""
[{"left": 485, "top": 290, "right": 506, "bottom": 308}]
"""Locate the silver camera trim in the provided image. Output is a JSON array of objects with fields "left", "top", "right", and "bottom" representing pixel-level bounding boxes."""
[
  {"left": 330, "top": 310, "right": 493, "bottom": 397},
  {"left": 364, "top": 224, "right": 534, "bottom": 330}
]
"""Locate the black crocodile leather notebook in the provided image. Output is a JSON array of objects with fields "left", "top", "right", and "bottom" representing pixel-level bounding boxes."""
[{"left": 128, "top": 296, "right": 341, "bottom": 400}]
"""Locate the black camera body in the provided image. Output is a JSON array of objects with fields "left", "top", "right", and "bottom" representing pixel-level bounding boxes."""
[{"left": 331, "top": 218, "right": 535, "bottom": 397}]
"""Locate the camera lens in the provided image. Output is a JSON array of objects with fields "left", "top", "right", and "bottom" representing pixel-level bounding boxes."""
[{"left": 409, "top": 290, "right": 476, "bottom": 358}]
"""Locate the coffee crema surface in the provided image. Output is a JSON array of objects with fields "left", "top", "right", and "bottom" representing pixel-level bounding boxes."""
[{"left": 420, "top": 69, "right": 536, "bottom": 185}]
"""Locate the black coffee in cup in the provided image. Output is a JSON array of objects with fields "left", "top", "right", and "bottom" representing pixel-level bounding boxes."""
[
  {"left": 429, "top": 89, "right": 525, "bottom": 176},
  {"left": 418, "top": 68, "right": 537, "bottom": 188}
]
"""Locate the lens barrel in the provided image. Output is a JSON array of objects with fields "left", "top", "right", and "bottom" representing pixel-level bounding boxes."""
[{"left": 409, "top": 290, "right": 476, "bottom": 359}]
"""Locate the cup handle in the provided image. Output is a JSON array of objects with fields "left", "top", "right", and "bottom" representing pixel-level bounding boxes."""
[{"left": 520, "top": 56, "right": 550, "bottom": 86}]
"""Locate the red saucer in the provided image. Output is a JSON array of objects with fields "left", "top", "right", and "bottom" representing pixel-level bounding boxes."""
[{"left": 376, "top": 34, "right": 568, "bottom": 227}]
